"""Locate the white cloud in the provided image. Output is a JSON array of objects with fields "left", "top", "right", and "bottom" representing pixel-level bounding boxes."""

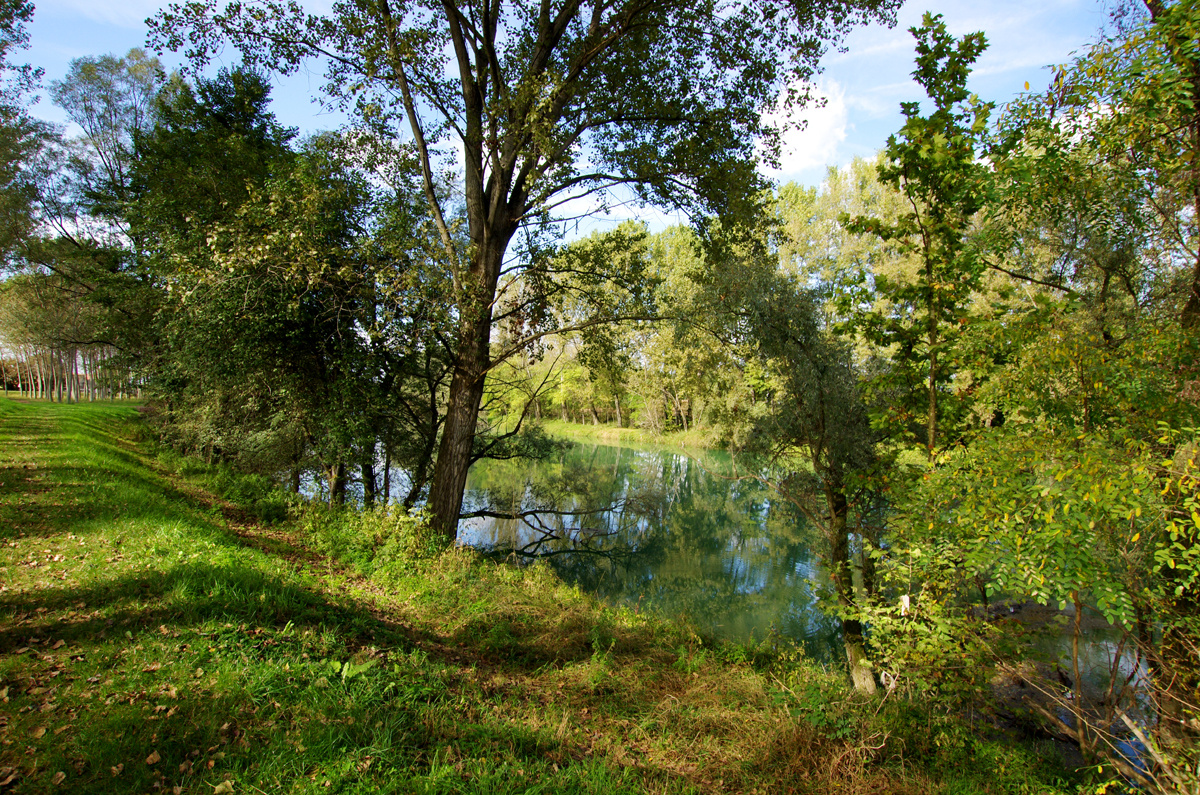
[{"left": 762, "top": 80, "right": 849, "bottom": 179}]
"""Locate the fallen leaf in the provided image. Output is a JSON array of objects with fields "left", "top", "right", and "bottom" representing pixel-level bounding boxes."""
[
  {"left": 174, "top": 787, "right": 183, "bottom": 795},
  {"left": 213, "top": 781, "right": 234, "bottom": 794},
  {"left": 31, "top": 726, "right": 46, "bottom": 738},
  {"left": 51, "top": 640, "right": 65, "bottom": 650},
  {"left": 146, "top": 751, "right": 161, "bottom": 765},
  {"left": 51, "top": 771, "right": 66, "bottom": 785},
  {"left": 54, "top": 726, "right": 68, "bottom": 735},
  {"left": 111, "top": 764, "right": 124, "bottom": 776}
]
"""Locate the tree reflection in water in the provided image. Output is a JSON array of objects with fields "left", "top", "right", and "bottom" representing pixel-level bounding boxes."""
[{"left": 458, "top": 440, "right": 843, "bottom": 659}]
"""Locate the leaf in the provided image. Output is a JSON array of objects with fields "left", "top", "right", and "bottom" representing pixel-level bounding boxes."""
[
  {"left": 213, "top": 781, "right": 235, "bottom": 794},
  {"left": 51, "top": 640, "right": 65, "bottom": 650},
  {"left": 146, "top": 751, "right": 161, "bottom": 765},
  {"left": 51, "top": 772, "right": 66, "bottom": 785}
]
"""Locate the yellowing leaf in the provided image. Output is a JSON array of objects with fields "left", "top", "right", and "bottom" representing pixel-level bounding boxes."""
[
  {"left": 146, "top": 751, "right": 161, "bottom": 765},
  {"left": 1131, "top": 532, "right": 1141, "bottom": 543},
  {"left": 31, "top": 726, "right": 46, "bottom": 738},
  {"left": 213, "top": 781, "right": 235, "bottom": 794}
]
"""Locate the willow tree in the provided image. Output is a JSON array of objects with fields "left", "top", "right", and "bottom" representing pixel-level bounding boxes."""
[{"left": 151, "top": 0, "right": 900, "bottom": 542}]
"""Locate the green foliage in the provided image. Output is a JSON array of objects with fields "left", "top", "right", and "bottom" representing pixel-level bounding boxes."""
[
  {"left": 150, "top": 0, "right": 904, "bottom": 540},
  {"left": 843, "top": 13, "right": 993, "bottom": 454},
  {"left": 855, "top": 587, "right": 999, "bottom": 700}
]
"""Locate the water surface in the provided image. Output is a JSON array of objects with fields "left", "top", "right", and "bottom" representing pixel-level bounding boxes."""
[{"left": 458, "top": 439, "right": 842, "bottom": 659}]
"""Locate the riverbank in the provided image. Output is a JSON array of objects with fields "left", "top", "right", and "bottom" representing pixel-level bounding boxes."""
[
  {"left": 1, "top": 399, "right": 1085, "bottom": 793},
  {"left": 539, "top": 419, "right": 719, "bottom": 451}
]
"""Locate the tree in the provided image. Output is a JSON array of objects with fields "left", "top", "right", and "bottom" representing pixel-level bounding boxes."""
[
  {"left": 739, "top": 282, "right": 881, "bottom": 694},
  {"left": 0, "top": 0, "right": 47, "bottom": 268},
  {"left": 843, "top": 13, "right": 992, "bottom": 460},
  {"left": 49, "top": 49, "right": 164, "bottom": 229},
  {"left": 150, "top": 0, "right": 902, "bottom": 542}
]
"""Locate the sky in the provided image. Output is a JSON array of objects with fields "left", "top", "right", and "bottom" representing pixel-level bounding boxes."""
[{"left": 22, "top": 0, "right": 1111, "bottom": 195}]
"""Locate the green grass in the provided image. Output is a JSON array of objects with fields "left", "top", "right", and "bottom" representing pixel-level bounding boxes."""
[
  {"left": 0, "top": 399, "right": 1090, "bottom": 794},
  {"left": 538, "top": 420, "right": 718, "bottom": 452}
]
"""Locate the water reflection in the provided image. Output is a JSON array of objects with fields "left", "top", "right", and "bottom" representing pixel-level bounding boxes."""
[{"left": 458, "top": 440, "right": 841, "bottom": 659}]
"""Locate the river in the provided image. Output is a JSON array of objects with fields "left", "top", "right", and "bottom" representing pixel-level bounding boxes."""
[{"left": 456, "top": 436, "right": 844, "bottom": 659}]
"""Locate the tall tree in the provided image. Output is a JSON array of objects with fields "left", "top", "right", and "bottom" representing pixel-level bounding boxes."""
[
  {"left": 150, "top": 0, "right": 902, "bottom": 542},
  {"left": 843, "top": 13, "right": 992, "bottom": 460},
  {"left": 49, "top": 49, "right": 164, "bottom": 228},
  {"left": 0, "top": 0, "right": 47, "bottom": 268}
]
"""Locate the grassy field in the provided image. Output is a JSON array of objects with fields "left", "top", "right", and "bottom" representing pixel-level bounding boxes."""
[{"left": 0, "top": 399, "right": 1086, "bottom": 794}]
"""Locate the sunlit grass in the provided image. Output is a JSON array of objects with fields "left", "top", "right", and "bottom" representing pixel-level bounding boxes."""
[{"left": 1, "top": 398, "right": 1085, "bottom": 794}]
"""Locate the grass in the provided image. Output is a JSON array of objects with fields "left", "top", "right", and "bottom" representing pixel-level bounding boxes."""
[
  {"left": 0, "top": 398, "right": 1091, "bottom": 794},
  {"left": 538, "top": 420, "right": 718, "bottom": 452}
]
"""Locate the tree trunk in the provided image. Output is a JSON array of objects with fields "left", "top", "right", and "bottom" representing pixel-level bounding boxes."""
[
  {"left": 613, "top": 396, "right": 623, "bottom": 427},
  {"left": 329, "top": 461, "right": 346, "bottom": 507},
  {"left": 426, "top": 240, "right": 508, "bottom": 542},
  {"left": 361, "top": 458, "right": 376, "bottom": 509},
  {"left": 927, "top": 258, "right": 938, "bottom": 462},
  {"left": 828, "top": 485, "right": 877, "bottom": 695},
  {"left": 383, "top": 443, "right": 391, "bottom": 506}
]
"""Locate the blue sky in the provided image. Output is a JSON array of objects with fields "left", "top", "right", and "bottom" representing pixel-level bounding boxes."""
[{"left": 23, "top": 0, "right": 1109, "bottom": 193}]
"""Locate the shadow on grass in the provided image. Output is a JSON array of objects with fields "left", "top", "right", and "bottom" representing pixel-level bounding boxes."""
[
  {"left": 0, "top": 560, "right": 427, "bottom": 653},
  {"left": 0, "top": 406, "right": 222, "bottom": 542}
]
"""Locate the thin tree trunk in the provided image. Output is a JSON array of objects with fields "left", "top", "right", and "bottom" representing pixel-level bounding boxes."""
[
  {"left": 362, "top": 457, "right": 377, "bottom": 509},
  {"left": 383, "top": 443, "right": 391, "bottom": 505},
  {"left": 927, "top": 258, "right": 938, "bottom": 462},
  {"left": 828, "top": 485, "right": 876, "bottom": 695}
]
